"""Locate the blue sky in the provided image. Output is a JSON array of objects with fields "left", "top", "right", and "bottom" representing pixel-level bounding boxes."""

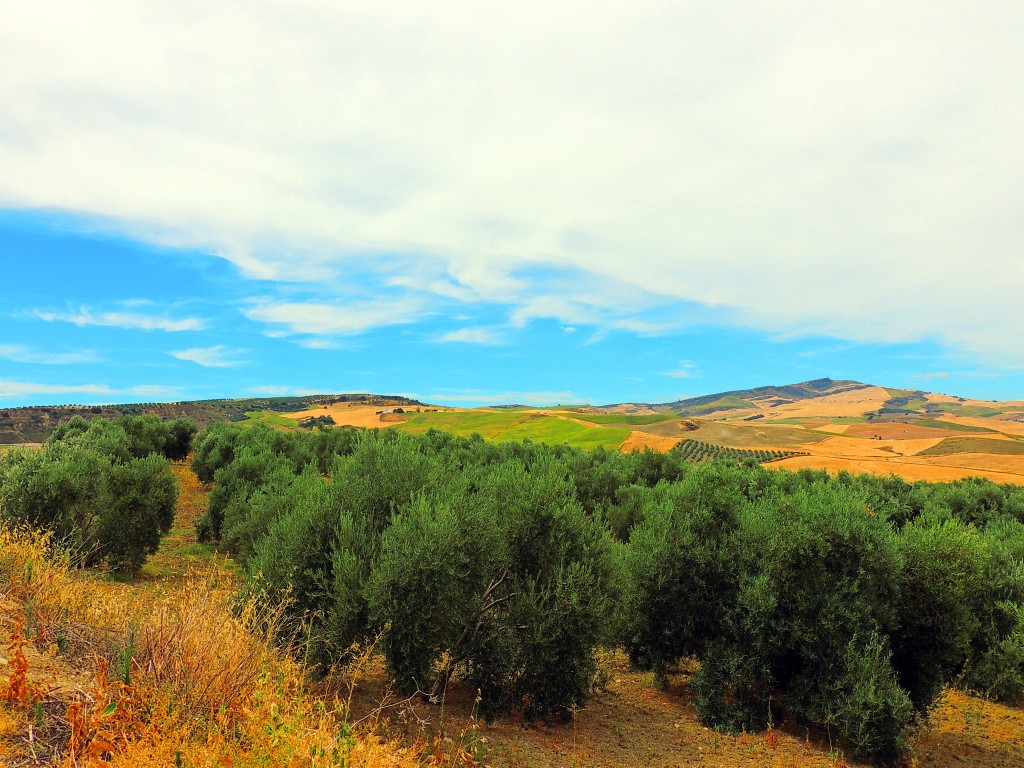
[{"left": 1, "top": 3, "right": 1022, "bottom": 407}]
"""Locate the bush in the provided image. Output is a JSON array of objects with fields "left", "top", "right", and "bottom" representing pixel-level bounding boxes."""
[
  {"left": 618, "top": 463, "right": 744, "bottom": 683},
  {"left": 692, "top": 483, "right": 908, "bottom": 760},
  {"left": 891, "top": 515, "right": 986, "bottom": 709},
  {"left": 368, "top": 457, "right": 616, "bottom": 719},
  {"left": 1, "top": 420, "right": 178, "bottom": 575},
  {"left": 98, "top": 454, "right": 177, "bottom": 574},
  {"left": 962, "top": 517, "right": 1024, "bottom": 701},
  {"left": 829, "top": 634, "right": 915, "bottom": 764}
]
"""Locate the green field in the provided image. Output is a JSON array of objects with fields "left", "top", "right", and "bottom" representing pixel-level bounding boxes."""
[
  {"left": 915, "top": 418, "right": 995, "bottom": 434},
  {"left": 927, "top": 402, "right": 1006, "bottom": 418},
  {"left": 569, "top": 413, "right": 676, "bottom": 426},
  {"left": 677, "top": 395, "right": 755, "bottom": 417},
  {"left": 241, "top": 411, "right": 303, "bottom": 430},
  {"left": 917, "top": 437, "right": 1024, "bottom": 457},
  {"left": 398, "top": 411, "right": 631, "bottom": 450}
]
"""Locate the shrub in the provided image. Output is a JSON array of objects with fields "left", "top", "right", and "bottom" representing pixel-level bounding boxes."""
[
  {"left": 362, "top": 456, "right": 616, "bottom": 719},
  {"left": 829, "top": 634, "right": 915, "bottom": 763},
  {"left": 1, "top": 424, "right": 177, "bottom": 575},
  {"left": 962, "top": 517, "right": 1024, "bottom": 701},
  {"left": 890, "top": 515, "right": 986, "bottom": 709},
  {"left": 693, "top": 482, "right": 908, "bottom": 760},
  {"left": 618, "top": 463, "right": 744, "bottom": 683},
  {"left": 98, "top": 455, "right": 177, "bottom": 575}
]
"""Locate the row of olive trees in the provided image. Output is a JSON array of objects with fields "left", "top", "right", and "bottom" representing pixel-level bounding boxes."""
[
  {"left": 0, "top": 415, "right": 194, "bottom": 574},
  {"left": 193, "top": 423, "right": 1024, "bottom": 762}
]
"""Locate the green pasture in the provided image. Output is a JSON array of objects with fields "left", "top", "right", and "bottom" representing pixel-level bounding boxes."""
[
  {"left": 569, "top": 413, "right": 676, "bottom": 426},
  {"left": 915, "top": 419, "right": 995, "bottom": 434},
  {"left": 917, "top": 437, "right": 1024, "bottom": 457},
  {"left": 398, "top": 411, "right": 630, "bottom": 450}
]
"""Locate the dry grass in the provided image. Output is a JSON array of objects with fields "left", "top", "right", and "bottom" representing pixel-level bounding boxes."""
[{"left": 0, "top": 466, "right": 426, "bottom": 768}]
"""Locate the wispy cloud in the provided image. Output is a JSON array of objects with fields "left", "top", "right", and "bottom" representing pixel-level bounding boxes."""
[
  {"left": 248, "top": 385, "right": 293, "bottom": 396},
  {"left": 246, "top": 385, "right": 336, "bottom": 396},
  {"left": 296, "top": 338, "right": 339, "bottom": 350},
  {"left": 0, "top": 344, "right": 99, "bottom": 365},
  {"left": 435, "top": 327, "right": 504, "bottom": 345},
  {"left": 127, "top": 385, "right": 183, "bottom": 398},
  {"left": 170, "top": 345, "right": 244, "bottom": 368},
  {"left": 0, "top": 380, "right": 181, "bottom": 401},
  {"left": 34, "top": 307, "right": 205, "bottom": 332},
  {"left": 0, "top": 380, "right": 116, "bottom": 398},
  {"left": 244, "top": 300, "right": 424, "bottom": 336},
  {"left": 665, "top": 361, "right": 700, "bottom": 379}
]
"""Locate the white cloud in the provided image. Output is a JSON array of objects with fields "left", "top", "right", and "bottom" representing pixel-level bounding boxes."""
[
  {"left": 665, "top": 361, "right": 700, "bottom": 379},
  {"left": 0, "top": 380, "right": 182, "bottom": 401},
  {"left": 435, "top": 327, "right": 504, "bottom": 345},
  {"left": 2, "top": 4, "right": 1024, "bottom": 363},
  {"left": 0, "top": 380, "right": 115, "bottom": 398},
  {"left": 244, "top": 300, "right": 424, "bottom": 336},
  {"left": 246, "top": 385, "right": 340, "bottom": 396},
  {"left": 296, "top": 338, "right": 339, "bottom": 349},
  {"left": 34, "top": 307, "right": 205, "bottom": 332},
  {"left": 247, "top": 385, "right": 293, "bottom": 396},
  {"left": 127, "top": 384, "right": 183, "bottom": 398},
  {"left": 0, "top": 344, "right": 98, "bottom": 364},
  {"left": 170, "top": 345, "right": 244, "bottom": 368}
]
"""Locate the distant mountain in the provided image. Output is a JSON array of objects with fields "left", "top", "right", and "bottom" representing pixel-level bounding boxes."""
[{"left": 662, "top": 378, "right": 870, "bottom": 411}]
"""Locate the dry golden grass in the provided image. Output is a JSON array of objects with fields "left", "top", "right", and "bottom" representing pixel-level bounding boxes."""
[
  {"left": 761, "top": 386, "right": 892, "bottom": 419},
  {"left": 0, "top": 466, "right": 424, "bottom": 768},
  {"left": 771, "top": 454, "right": 1024, "bottom": 485},
  {"left": 278, "top": 403, "right": 441, "bottom": 430},
  {"left": 843, "top": 423, "right": 978, "bottom": 440},
  {"left": 618, "top": 431, "right": 680, "bottom": 452}
]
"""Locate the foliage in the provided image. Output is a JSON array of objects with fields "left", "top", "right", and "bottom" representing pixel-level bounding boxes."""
[
  {"left": 186, "top": 420, "right": 1024, "bottom": 753},
  {"left": 0, "top": 416, "right": 181, "bottom": 575}
]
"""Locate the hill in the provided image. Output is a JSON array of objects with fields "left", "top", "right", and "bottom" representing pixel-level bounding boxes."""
[
  {"left": 6, "top": 379, "right": 1024, "bottom": 485},
  {"left": 0, "top": 393, "right": 422, "bottom": 444}
]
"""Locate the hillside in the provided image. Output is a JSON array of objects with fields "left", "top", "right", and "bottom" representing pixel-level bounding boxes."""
[
  {"left": 0, "top": 393, "right": 422, "bottom": 444},
  {"left": 5, "top": 379, "right": 1024, "bottom": 485}
]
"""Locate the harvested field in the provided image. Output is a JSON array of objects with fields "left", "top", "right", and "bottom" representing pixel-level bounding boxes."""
[
  {"left": 920, "top": 453, "right": 1024, "bottom": 475},
  {"left": 808, "top": 423, "right": 851, "bottom": 435},
  {"left": 809, "top": 435, "right": 903, "bottom": 458},
  {"left": 941, "top": 415, "right": 1024, "bottom": 437},
  {"left": 918, "top": 436, "right": 1024, "bottom": 457},
  {"left": 845, "top": 422, "right": 980, "bottom": 440},
  {"left": 634, "top": 419, "right": 829, "bottom": 448},
  {"left": 772, "top": 454, "right": 1024, "bottom": 485},
  {"left": 763, "top": 385, "right": 891, "bottom": 418},
  {"left": 619, "top": 431, "right": 680, "bottom": 452},
  {"left": 279, "top": 402, "right": 426, "bottom": 429}
]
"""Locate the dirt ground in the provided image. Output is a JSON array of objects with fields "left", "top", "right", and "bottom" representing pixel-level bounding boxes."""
[{"left": 342, "top": 651, "right": 1024, "bottom": 768}]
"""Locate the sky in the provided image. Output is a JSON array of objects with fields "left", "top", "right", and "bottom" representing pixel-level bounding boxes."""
[{"left": 1, "top": 2, "right": 1022, "bottom": 407}]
